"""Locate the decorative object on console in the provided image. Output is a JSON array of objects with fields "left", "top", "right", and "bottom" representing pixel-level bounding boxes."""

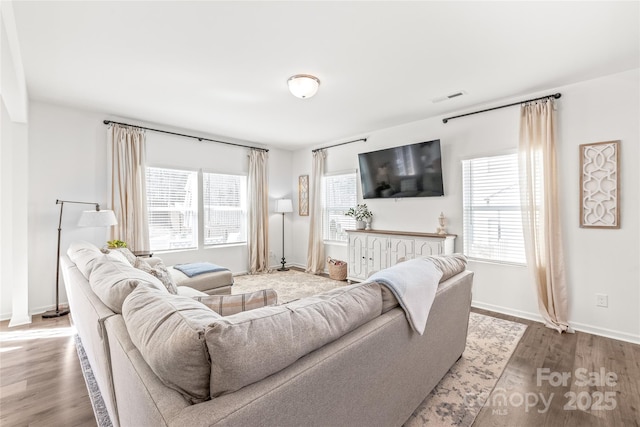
[
  {"left": 287, "top": 74, "right": 320, "bottom": 99},
  {"left": 275, "top": 199, "right": 293, "bottom": 271},
  {"left": 345, "top": 203, "right": 373, "bottom": 230},
  {"left": 579, "top": 140, "right": 620, "bottom": 228},
  {"left": 45, "top": 199, "right": 117, "bottom": 318},
  {"left": 437, "top": 212, "right": 447, "bottom": 234},
  {"left": 298, "top": 175, "right": 309, "bottom": 216}
]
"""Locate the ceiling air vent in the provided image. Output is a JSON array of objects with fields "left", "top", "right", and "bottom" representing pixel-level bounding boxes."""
[{"left": 432, "top": 90, "right": 467, "bottom": 103}]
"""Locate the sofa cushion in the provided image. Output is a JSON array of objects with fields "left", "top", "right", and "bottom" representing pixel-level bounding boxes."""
[
  {"left": 67, "top": 240, "right": 103, "bottom": 279},
  {"left": 425, "top": 253, "right": 467, "bottom": 282},
  {"left": 134, "top": 257, "right": 178, "bottom": 294},
  {"left": 177, "top": 286, "right": 208, "bottom": 297},
  {"left": 122, "top": 286, "right": 222, "bottom": 404},
  {"left": 378, "top": 254, "right": 467, "bottom": 314},
  {"left": 89, "top": 253, "right": 167, "bottom": 313},
  {"left": 104, "top": 247, "right": 137, "bottom": 265},
  {"left": 194, "top": 289, "right": 277, "bottom": 316},
  {"left": 205, "top": 281, "right": 382, "bottom": 397}
]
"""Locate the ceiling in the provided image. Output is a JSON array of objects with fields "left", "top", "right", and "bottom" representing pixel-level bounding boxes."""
[{"left": 11, "top": 1, "right": 640, "bottom": 150}]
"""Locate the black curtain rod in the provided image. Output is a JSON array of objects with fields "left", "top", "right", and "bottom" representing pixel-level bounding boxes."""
[
  {"left": 103, "top": 120, "right": 269, "bottom": 152},
  {"left": 442, "top": 93, "right": 561, "bottom": 124},
  {"left": 312, "top": 138, "right": 367, "bottom": 153}
]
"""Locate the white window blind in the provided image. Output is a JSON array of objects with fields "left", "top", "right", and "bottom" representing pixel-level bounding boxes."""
[
  {"left": 146, "top": 167, "right": 198, "bottom": 251},
  {"left": 203, "top": 173, "right": 247, "bottom": 245},
  {"left": 323, "top": 173, "right": 357, "bottom": 242},
  {"left": 462, "top": 153, "right": 526, "bottom": 264}
]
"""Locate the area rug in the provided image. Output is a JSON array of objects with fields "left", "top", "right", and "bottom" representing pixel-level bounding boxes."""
[
  {"left": 74, "top": 335, "right": 113, "bottom": 427},
  {"left": 232, "top": 269, "right": 346, "bottom": 302},
  {"left": 404, "top": 312, "right": 527, "bottom": 427}
]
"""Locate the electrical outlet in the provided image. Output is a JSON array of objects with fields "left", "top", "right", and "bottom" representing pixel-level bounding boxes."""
[{"left": 596, "top": 294, "right": 608, "bottom": 308}]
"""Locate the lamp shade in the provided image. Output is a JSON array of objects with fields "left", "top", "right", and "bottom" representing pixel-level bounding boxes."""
[
  {"left": 77, "top": 210, "right": 118, "bottom": 227},
  {"left": 275, "top": 199, "right": 293, "bottom": 213},
  {"left": 287, "top": 74, "right": 320, "bottom": 99}
]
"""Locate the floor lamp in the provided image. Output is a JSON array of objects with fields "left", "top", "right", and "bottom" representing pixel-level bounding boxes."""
[
  {"left": 43, "top": 199, "right": 117, "bottom": 318},
  {"left": 275, "top": 199, "right": 293, "bottom": 271}
]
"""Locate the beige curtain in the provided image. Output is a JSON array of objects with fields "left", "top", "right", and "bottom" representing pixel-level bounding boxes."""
[
  {"left": 306, "top": 149, "right": 326, "bottom": 274},
  {"left": 519, "top": 99, "right": 572, "bottom": 333},
  {"left": 248, "top": 149, "right": 270, "bottom": 273},
  {"left": 109, "top": 124, "right": 149, "bottom": 251}
]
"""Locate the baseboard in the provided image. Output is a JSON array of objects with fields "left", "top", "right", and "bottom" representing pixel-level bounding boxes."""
[
  {"left": 1, "top": 303, "right": 59, "bottom": 323},
  {"left": 472, "top": 300, "right": 640, "bottom": 345},
  {"left": 8, "top": 314, "right": 32, "bottom": 327},
  {"left": 568, "top": 321, "right": 640, "bottom": 345},
  {"left": 471, "top": 300, "right": 542, "bottom": 323}
]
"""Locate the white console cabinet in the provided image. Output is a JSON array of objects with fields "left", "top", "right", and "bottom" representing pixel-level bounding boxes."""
[{"left": 346, "top": 229, "right": 456, "bottom": 282}]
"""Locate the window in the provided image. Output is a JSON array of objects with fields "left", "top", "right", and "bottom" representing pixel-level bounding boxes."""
[
  {"left": 146, "top": 167, "right": 198, "bottom": 251},
  {"left": 323, "top": 173, "right": 357, "bottom": 242},
  {"left": 203, "top": 172, "right": 247, "bottom": 245},
  {"left": 462, "top": 153, "right": 526, "bottom": 264}
]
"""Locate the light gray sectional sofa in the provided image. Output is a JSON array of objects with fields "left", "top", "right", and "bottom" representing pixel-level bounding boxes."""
[{"left": 62, "top": 241, "right": 473, "bottom": 427}]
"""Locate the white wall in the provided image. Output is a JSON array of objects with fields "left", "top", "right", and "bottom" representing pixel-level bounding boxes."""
[
  {"left": 26, "top": 103, "right": 111, "bottom": 317},
  {"left": 291, "top": 69, "right": 640, "bottom": 343},
  {"left": 1, "top": 1, "right": 30, "bottom": 326},
  {"left": 14, "top": 101, "right": 292, "bottom": 319}
]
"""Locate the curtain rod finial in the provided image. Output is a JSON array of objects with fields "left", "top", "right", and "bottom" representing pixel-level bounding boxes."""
[{"left": 442, "top": 118, "right": 449, "bottom": 124}]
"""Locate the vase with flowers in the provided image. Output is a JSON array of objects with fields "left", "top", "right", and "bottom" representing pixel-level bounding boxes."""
[{"left": 345, "top": 204, "right": 373, "bottom": 230}]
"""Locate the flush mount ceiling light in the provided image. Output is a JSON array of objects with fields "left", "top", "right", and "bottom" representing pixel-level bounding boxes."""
[{"left": 287, "top": 74, "right": 320, "bottom": 99}]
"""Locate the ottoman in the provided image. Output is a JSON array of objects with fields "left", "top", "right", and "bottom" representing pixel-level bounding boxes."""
[{"left": 169, "top": 265, "right": 234, "bottom": 295}]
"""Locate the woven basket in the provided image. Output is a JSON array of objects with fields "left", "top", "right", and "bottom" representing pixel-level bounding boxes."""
[{"left": 327, "top": 257, "right": 348, "bottom": 281}]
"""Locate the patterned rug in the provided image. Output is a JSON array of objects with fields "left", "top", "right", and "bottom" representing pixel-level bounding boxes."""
[
  {"left": 74, "top": 335, "right": 113, "bottom": 427},
  {"left": 232, "top": 269, "right": 347, "bottom": 302},
  {"left": 78, "top": 270, "right": 526, "bottom": 427},
  {"left": 404, "top": 312, "right": 527, "bottom": 426}
]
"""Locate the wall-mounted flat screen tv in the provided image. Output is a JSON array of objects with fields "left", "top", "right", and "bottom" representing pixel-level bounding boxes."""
[{"left": 358, "top": 139, "right": 444, "bottom": 199}]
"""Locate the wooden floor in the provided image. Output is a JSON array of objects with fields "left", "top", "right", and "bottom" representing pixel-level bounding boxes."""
[
  {"left": 472, "top": 308, "right": 640, "bottom": 427},
  {"left": 0, "top": 314, "right": 96, "bottom": 427},
  {"left": 1, "top": 309, "right": 638, "bottom": 426}
]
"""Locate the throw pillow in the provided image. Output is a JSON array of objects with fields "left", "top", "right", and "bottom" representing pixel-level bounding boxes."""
[
  {"left": 89, "top": 254, "right": 167, "bottom": 314},
  {"left": 134, "top": 257, "right": 178, "bottom": 294},
  {"left": 193, "top": 289, "right": 277, "bottom": 316}
]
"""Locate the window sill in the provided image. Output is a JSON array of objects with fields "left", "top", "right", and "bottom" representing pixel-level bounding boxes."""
[
  {"left": 324, "top": 240, "right": 348, "bottom": 247},
  {"left": 467, "top": 257, "right": 527, "bottom": 268},
  {"left": 204, "top": 242, "right": 247, "bottom": 249}
]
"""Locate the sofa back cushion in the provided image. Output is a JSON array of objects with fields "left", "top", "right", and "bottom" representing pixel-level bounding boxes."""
[
  {"left": 67, "top": 240, "right": 103, "bottom": 279},
  {"left": 205, "top": 281, "right": 382, "bottom": 397},
  {"left": 424, "top": 253, "right": 467, "bottom": 282},
  {"left": 89, "top": 253, "right": 167, "bottom": 313},
  {"left": 379, "top": 254, "right": 468, "bottom": 313},
  {"left": 122, "top": 286, "right": 222, "bottom": 404}
]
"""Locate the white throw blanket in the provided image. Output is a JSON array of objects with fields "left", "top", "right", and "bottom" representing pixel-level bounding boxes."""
[{"left": 368, "top": 258, "right": 443, "bottom": 335}]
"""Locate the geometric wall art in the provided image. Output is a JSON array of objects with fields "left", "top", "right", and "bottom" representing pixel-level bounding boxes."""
[
  {"left": 579, "top": 140, "right": 620, "bottom": 228},
  {"left": 298, "top": 175, "right": 309, "bottom": 216}
]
